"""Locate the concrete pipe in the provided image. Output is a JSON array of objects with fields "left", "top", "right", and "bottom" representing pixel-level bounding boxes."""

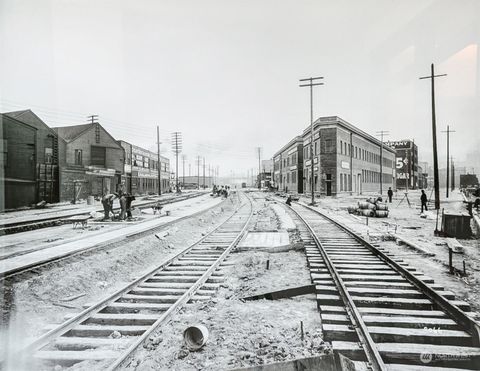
[{"left": 183, "top": 324, "right": 209, "bottom": 351}]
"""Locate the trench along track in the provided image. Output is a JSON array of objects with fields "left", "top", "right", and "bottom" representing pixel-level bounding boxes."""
[
  {"left": 12, "top": 191, "right": 253, "bottom": 370},
  {"left": 283, "top": 201, "right": 480, "bottom": 371}
]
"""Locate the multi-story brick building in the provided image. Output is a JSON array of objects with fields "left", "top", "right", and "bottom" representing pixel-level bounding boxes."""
[
  {"left": 272, "top": 136, "right": 304, "bottom": 194},
  {"left": 118, "top": 141, "right": 170, "bottom": 195},
  {"left": 301, "top": 116, "right": 396, "bottom": 196},
  {"left": 53, "top": 122, "right": 124, "bottom": 201},
  {"left": 0, "top": 110, "right": 66, "bottom": 210}
]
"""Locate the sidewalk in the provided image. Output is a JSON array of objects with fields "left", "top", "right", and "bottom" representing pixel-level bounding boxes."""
[
  {"left": 0, "top": 190, "right": 205, "bottom": 227},
  {"left": 0, "top": 194, "right": 223, "bottom": 277}
]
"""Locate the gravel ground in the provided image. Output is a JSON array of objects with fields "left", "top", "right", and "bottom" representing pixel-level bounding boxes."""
[
  {"left": 123, "top": 192, "right": 326, "bottom": 371},
  {"left": 0, "top": 197, "right": 235, "bottom": 362}
]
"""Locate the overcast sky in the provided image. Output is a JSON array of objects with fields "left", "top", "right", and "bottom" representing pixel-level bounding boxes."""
[{"left": 1, "top": 0, "right": 479, "bottom": 177}]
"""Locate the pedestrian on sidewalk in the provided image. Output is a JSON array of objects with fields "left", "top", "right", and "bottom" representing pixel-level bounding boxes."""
[
  {"left": 420, "top": 189, "right": 428, "bottom": 213},
  {"left": 102, "top": 193, "right": 118, "bottom": 220},
  {"left": 387, "top": 187, "right": 393, "bottom": 203}
]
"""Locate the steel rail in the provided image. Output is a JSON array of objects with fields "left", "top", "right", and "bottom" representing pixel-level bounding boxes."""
[
  {"left": 0, "top": 196, "right": 227, "bottom": 281},
  {"left": 8, "top": 192, "right": 251, "bottom": 369},
  {"left": 298, "top": 202, "right": 480, "bottom": 347},
  {"left": 108, "top": 192, "right": 253, "bottom": 370},
  {"left": 287, "top": 203, "right": 387, "bottom": 371}
]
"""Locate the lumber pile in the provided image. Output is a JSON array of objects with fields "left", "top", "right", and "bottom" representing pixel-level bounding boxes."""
[{"left": 347, "top": 197, "right": 389, "bottom": 218}]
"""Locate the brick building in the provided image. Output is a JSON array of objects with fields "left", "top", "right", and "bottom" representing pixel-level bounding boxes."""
[
  {"left": 302, "top": 116, "right": 395, "bottom": 196},
  {"left": 53, "top": 123, "right": 124, "bottom": 201},
  {"left": 272, "top": 136, "right": 304, "bottom": 194},
  {"left": 118, "top": 141, "right": 170, "bottom": 195},
  {"left": 0, "top": 110, "right": 65, "bottom": 210}
]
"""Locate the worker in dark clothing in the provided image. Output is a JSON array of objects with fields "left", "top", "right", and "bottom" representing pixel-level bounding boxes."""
[
  {"left": 125, "top": 193, "right": 136, "bottom": 219},
  {"left": 387, "top": 187, "right": 393, "bottom": 203},
  {"left": 102, "top": 193, "right": 118, "bottom": 220},
  {"left": 420, "top": 190, "right": 428, "bottom": 213},
  {"left": 286, "top": 195, "right": 292, "bottom": 206},
  {"left": 119, "top": 193, "right": 127, "bottom": 220}
]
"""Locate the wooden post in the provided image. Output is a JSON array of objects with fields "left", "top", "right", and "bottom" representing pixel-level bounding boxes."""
[{"left": 448, "top": 247, "right": 453, "bottom": 274}]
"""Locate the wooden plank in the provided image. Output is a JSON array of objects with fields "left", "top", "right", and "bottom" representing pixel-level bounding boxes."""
[
  {"left": 35, "top": 350, "right": 119, "bottom": 361},
  {"left": 368, "top": 326, "right": 471, "bottom": 345},
  {"left": 242, "top": 285, "right": 316, "bottom": 301},
  {"left": 54, "top": 337, "right": 131, "bottom": 350}
]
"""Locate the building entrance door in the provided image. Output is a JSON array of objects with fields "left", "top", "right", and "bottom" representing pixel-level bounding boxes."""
[{"left": 326, "top": 174, "right": 332, "bottom": 196}]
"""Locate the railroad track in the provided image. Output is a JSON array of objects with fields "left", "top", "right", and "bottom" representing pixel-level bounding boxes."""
[
  {"left": 9, "top": 191, "right": 252, "bottom": 370},
  {"left": 0, "top": 192, "right": 205, "bottom": 235},
  {"left": 1, "top": 194, "right": 226, "bottom": 280},
  {"left": 283, "top": 201, "right": 480, "bottom": 371}
]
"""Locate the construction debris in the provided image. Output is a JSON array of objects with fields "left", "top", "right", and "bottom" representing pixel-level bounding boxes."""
[{"left": 348, "top": 197, "right": 389, "bottom": 218}]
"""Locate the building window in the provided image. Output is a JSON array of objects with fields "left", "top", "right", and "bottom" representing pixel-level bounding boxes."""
[
  {"left": 344, "top": 142, "right": 347, "bottom": 155},
  {"left": 292, "top": 153, "right": 297, "bottom": 164},
  {"left": 355, "top": 147, "right": 358, "bottom": 159},
  {"left": 325, "top": 139, "right": 332, "bottom": 153},
  {"left": 45, "top": 148, "right": 53, "bottom": 164},
  {"left": 340, "top": 140, "right": 343, "bottom": 154},
  {"left": 91, "top": 146, "right": 106, "bottom": 166},
  {"left": 75, "top": 149, "right": 83, "bottom": 165},
  {"left": 314, "top": 142, "right": 318, "bottom": 155},
  {"left": 95, "top": 124, "right": 100, "bottom": 143},
  {"left": 292, "top": 171, "right": 296, "bottom": 183}
]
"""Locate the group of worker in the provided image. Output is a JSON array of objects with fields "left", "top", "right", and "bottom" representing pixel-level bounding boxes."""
[
  {"left": 101, "top": 188, "right": 136, "bottom": 221},
  {"left": 212, "top": 185, "right": 230, "bottom": 198}
]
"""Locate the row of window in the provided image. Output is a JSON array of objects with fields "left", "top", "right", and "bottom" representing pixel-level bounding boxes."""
[
  {"left": 303, "top": 139, "right": 334, "bottom": 160},
  {"left": 278, "top": 171, "right": 297, "bottom": 184},
  {"left": 339, "top": 140, "right": 393, "bottom": 168},
  {"left": 282, "top": 153, "right": 297, "bottom": 168},
  {"left": 362, "top": 170, "right": 393, "bottom": 184}
]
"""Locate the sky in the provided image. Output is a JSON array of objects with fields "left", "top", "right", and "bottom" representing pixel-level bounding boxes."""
[{"left": 0, "top": 0, "right": 479, "bottom": 177}]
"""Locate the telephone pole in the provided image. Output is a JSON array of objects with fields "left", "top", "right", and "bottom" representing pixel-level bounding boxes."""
[
  {"left": 299, "top": 76, "right": 324, "bottom": 205},
  {"left": 181, "top": 155, "right": 187, "bottom": 189},
  {"left": 441, "top": 125, "right": 455, "bottom": 198},
  {"left": 256, "top": 147, "right": 262, "bottom": 190},
  {"left": 376, "top": 131, "right": 389, "bottom": 196},
  {"left": 420, "top": 63, "right": 447, "bottom": 210},
  {"left": 202, "top": 157, "right": 206, "bottom": 189},
  {"left": 157, "top": 126, "right": 162, "bottom": 195},
  {"left": 451, "top": 157, "right": 455, "bottom": 191},
  {"left": 87, "top": 114, "right": 98, "bottom": 124},
  {"left": 196, "top": 156, "right": 201, "bottom": 189},
  {"left": 171, "top": 132, "right": 182, "bottom": 193}
]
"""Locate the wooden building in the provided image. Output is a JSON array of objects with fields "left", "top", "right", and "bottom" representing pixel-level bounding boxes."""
[{"left": 53, "top": 122, "right": 124, "bottom": 201}]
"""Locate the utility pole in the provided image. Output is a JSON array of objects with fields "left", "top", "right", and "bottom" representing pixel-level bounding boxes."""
[
  {"left": 202, "top": 157, "right": 206, "bottom": 189},
  {"left": 256, "top": 147, "right": 262, "bottom": 190},
  {"left": 376, "top": 131, "right": 389, "bottom": 196},
  {"left": 171, "top": 132, "right": 182, "bottom": 193},
  {"left": 157, "top": 126, "right": 162, "bottom": 196},
  {"left": 441, "top": 125, "right": 455, "bottom": 198},
  {"left": 196, "top": 156, "right": 201, "bottom": 189},
  {"left": 181, "top": 155, "right": 186, "bottom": 189},
  {"left": 451, "top": 157, "right": 455, "bottom": 191},
  {"left": 420, "top": 64, "right": 447, "bottom": 210},
  {"left": 87, "top": 114, "right": 98, "bottom": 124},
  {"left": 299, "top": 76, "right": 324, "bottom": 205}
]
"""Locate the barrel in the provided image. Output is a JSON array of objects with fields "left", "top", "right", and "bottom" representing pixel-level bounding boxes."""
[
  {"left": 367, "top": 197, "right": 377, "bottom": 204},
  {"left": 87, "top": 196, "right": 94, "bottom": 205},
  {"left": 358, "top": 202, "right": 370, "bottom": 209},
  {"left": 359, "top": 209, "right": 374, "bottom": 217},
  {"left": 347, "top": 206, "right": 357, "bottom": 214},
  {"left": 375, "top": 210, "right": 389, "bottom": 218},
  {"left": 375, "top": 204, "right": 388, "bottom": 211},
  {"left": 183, "top": 324, "right": 209, "bottom": 351}
]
